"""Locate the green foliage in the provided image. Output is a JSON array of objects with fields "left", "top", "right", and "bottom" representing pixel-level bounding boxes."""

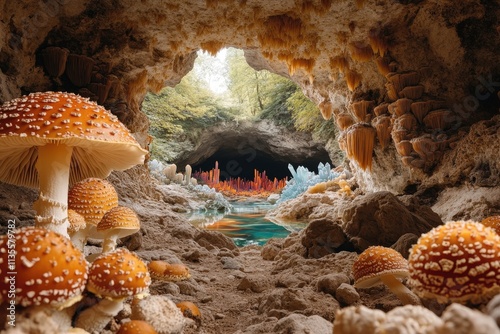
[
  {"left": 142, "top": 70, "right": 235, "bottom": 140},
  {"left": 258, "top": 74, "right": 336, "bottom": 139},
  {"left": 142, "top": 48, "right": 336, "bottom": 163}
]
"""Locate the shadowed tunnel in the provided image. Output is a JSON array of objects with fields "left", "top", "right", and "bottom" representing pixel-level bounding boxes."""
[{"left": 191, "top": 147, "right": 332, "bottom": 181}]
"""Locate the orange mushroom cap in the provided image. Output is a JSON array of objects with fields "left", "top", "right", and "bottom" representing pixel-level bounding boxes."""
[
  {"left": 481, "top": 216, "right": 500, "bottom": 235},
  {"left": 117, "top": 320, "right": 157, "bottom": 334},
  {"left": 97, "top": 206, "right": 140, "bottom": 235},
  {"left": 87, "top": 248, "right": 151, "bottom": 299},
  {"left": 408, "top": 220, "right": 500, "bottom": 304},
  {"left": 68, "top": 209, "right": 86, "bottom": 234},
  {"left": 176, "top": 301, "right": 201, "bottom": 322},
  {"left": 0, "top": 91, "right": 147, "bottom": 188},
  {"left": 147, "top": 260, "right": 191, "bottom": 281},
  {"left": 352, "top": 246, "right": 409, "bottom": 288},
  {"left": 68, "top": 177, "right": 118, "bottom": 227},
  {"left": 97, "top": 206, "right": 141, "bottom": 253},
  {"left": 0, "top": 227, "right": 88, "bottom": 308}
]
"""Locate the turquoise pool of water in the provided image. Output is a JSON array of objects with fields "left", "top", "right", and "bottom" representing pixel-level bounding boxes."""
[{"left": 186, "top": 201, "right": 306, "bottom": 247}]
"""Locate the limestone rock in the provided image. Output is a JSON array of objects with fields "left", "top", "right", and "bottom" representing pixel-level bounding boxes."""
[
  {"left": 342, "top": 191, "right": 442, "bottom": 250},
  {"left": 261, "top": 238, "right": 284, "bottom": 261},
  {"left": 258, "top": 289, "right": 310, "bottom": 316},
  {"left": 391, "top": 233, "right": 419, "bottom": 259},
  {"left": 237, "top": 274, "right": 271, "bottom": 293},
  {"left": 315, "top": 273, "right": 350, "bottom": 296},
  {"left": 439, "top": 303, "right": 500, "bottom": 334},
  {"left": 195, "top": 230, "right": 238, "bottom": 251},
  {"left": 300, "top": 218, "right": 351, "bottom": 258},
  {"left": 335, "top": 283, "right": 360, "bottom": 306},
  {"left": 272, "top": 314, "right": 333, "bottom": 334}
]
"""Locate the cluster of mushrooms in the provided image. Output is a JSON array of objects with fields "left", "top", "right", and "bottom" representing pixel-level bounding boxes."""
[
  {"left": 334, "top": 217, "right": 500, "bottom": 332},
  {"left": 0, "top": 91, "right": 198, "bottom": 333}
]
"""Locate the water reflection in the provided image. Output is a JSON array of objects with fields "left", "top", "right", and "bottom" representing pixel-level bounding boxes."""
[{"left": 186, "top": 201, "right": 306, "bottom": 247}]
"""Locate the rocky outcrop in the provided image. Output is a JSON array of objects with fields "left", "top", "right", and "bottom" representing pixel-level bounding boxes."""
[
  {"left": 170, "top": 119, "right": 334, "bottom": 170},
  {"left": 342, "top": 191, "right": 442, "bottom": 250}
]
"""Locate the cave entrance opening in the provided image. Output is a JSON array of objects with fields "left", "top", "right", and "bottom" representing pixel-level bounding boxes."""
[{"left": 143, "top": 47, "right": 334, "bottom": 196}]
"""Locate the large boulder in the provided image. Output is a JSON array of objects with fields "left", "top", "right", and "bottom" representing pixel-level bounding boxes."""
[{"left": 342, "top": 191, "right": 442, "bottom": 250}]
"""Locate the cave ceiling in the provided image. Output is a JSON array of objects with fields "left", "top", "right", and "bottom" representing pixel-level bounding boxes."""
[{"left": 0, "top": 0, "right": 499, "bottom": 192}]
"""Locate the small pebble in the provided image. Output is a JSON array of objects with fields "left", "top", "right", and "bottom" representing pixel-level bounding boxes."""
[
  {"left": 215, "top": 313, "right": 225, "bottom": 319},
  {"left": 200, "top": 295, "right": 213, "bottom": 303}
]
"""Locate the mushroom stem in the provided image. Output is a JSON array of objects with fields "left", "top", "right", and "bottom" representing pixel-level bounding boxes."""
[
  {"left": 101, "top": 235, "right": 118, "bottom": 254},
  {"left": 75, "top": 298, "right": 124, "bottom": 333},
  {"left": 380, "top": 274, "right": 422, "bottom": 306},
  {"left": 33, "top": 143, "right": 73, "bottom": 238},
  {"left": 70, "top": 227, "right": 88, "bottom": 251}
]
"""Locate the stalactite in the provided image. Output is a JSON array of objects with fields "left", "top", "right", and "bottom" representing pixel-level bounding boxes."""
[
  {"left": 368, "top": 28, "right": 389, "bottom": 56},
  {"left": 258, "top": 15, "right": 303, "bottom": 49},
  {"left": 351, "top": 100, "right": 374, "bottom": 122},
  {"left": 373, "top": 103, "right": 389, "bottom": 116},
  {"left": 349, "top": 42, "right": 374, "bottom": 62},
  {"left": 372, "top": 115, "right": 392, "bottom": 149},
  {"left": 394, "top": 113, "right": 417, "bottom": 132},
  {"left": 400, "top": 85, "right": 425, "bottom": 100},
  {"left": 375, "top": 57, "right": 391, "bottom": 76},
  {"left": 346, "top": 70, "right": 362, "bottom": 91},
  {"left": 319, "top": 100, "right": 333, "bottom": 120},
  {"left": 336, "top": 113, "right": 355, "bottom": 130},
  {"left": 346, "top": 123, "right": 376, "bottom": 170},
  {"left": 200, "top": 41, "right": 225, "bottom": 56},
  {"left": 395, "top": 140, "right": 413, "bottom": 156},
  {"left": 65, "top": 54, "right": 95, "bottom": 87},
  {"left": 330, "top": 55, "right": 349, "bottom": 73},
  {"left": 41, "top": 46, "right": 69, "bottom": 78},
  {"left": 423, "top": 109, "right": 453, "bottom": 130},
  {"left": 410, "top": 101, "right": 432, "bottom": 124},
  {"left": 411, "top": 135, "right": 436, "bottom": 161}
]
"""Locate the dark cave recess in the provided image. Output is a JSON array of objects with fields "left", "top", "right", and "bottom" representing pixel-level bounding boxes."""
[{"left": 191, "top": 147, "right": 332, "bottom": 181}]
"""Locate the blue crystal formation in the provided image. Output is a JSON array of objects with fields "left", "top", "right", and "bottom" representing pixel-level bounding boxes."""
[{"left": 277, "top": 162, "right": 338, "bottom": 203}]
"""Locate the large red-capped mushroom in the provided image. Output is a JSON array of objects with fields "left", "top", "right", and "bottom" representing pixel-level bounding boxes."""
[{"left": 0, "top": 92, "right": 147, "bottom": 237}]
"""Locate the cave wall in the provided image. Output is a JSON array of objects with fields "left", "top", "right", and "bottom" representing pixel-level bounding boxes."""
[{"left": 1, "top": 0, "right": 499, "bottom": 193}]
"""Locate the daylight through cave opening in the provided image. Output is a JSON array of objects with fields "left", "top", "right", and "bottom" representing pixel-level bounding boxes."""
[{"left": 144, "top": 47, "right": 335, "bottom": 195}]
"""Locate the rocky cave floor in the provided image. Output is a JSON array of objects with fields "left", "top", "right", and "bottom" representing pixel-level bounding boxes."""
[{"left": 1, "top": 164, "right": 500, "bottom": 334}]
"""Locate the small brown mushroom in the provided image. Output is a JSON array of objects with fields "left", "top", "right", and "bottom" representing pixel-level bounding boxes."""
[
  {"left": 75, "top": 248, "right": 151, "bottom": 333},
  {"left": 352, "top": 246, "right": 421, "bottom": 305},
  {"left": 148, "top": 260, "right": 191, "bottom": 282},
  {"left": 68, "top": 209, "right": 87, "bottom": 250},
  {"left": 97, "top": 206, "right": 140, "bottom": 253},
  {"left": 176, "top": 301, "right": 202, "bottom": 326}
]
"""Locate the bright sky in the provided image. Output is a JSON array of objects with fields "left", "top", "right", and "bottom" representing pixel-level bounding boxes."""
[{"left": 194, "top": 48, "right": 229, "bottom": 94}]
